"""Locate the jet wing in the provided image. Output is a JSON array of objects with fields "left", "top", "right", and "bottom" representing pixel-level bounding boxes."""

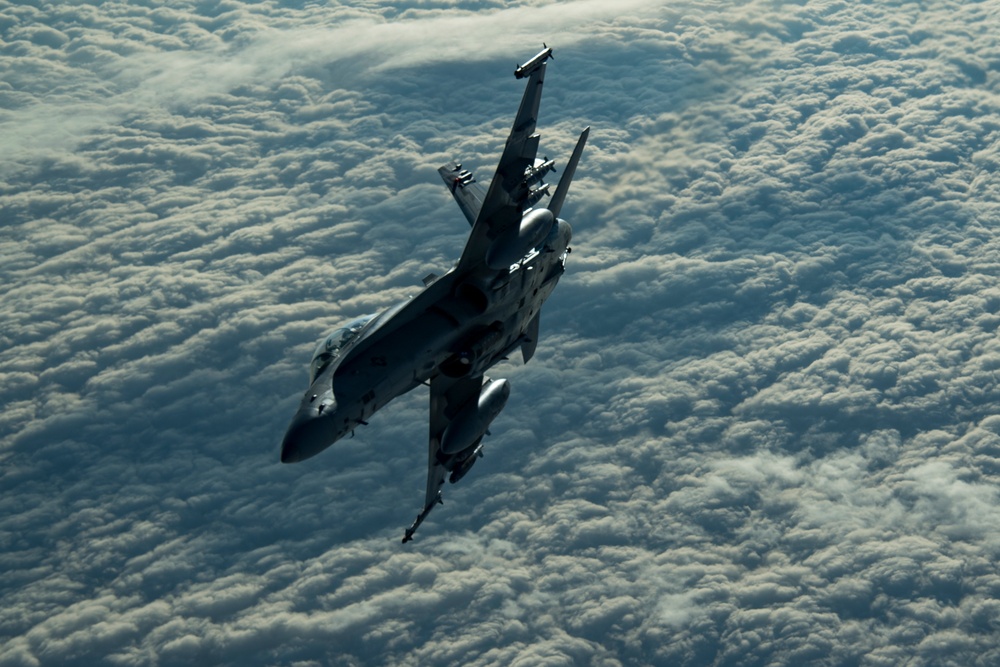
[
  {"left": 438, "top": 162, "right": 488, "bottom": 227},
  {"left": 454, "top": 52, "right": 551, "bottom": 274},
  {"left": 402, "top": 372, "right": 484, "bottom": 543}
]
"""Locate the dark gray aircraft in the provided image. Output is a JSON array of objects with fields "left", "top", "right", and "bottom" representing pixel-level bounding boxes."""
[{"left": 280, "top": 46, "right": 589, "bottom": 542}]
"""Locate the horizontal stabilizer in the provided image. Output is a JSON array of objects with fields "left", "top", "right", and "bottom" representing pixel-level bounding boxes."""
[{"left": 547, "top": 126, "right": 589, "bottom": 219}]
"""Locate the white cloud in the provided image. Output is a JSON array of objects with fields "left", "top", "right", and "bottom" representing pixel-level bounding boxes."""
[
  {"left": 4, "top": 0, "right": 1000, "bottom": 665},
  {"left": 0, "top": 0, "right": 663, "bottom": 175}
]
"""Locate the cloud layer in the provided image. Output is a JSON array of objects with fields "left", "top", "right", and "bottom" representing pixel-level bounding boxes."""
[{"left": 3, "top": 0, "right": 1000, "bottom": 665}]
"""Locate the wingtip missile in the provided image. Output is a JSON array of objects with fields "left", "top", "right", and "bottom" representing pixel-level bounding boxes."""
[
  {"left": 514, "top": 44, "right": 554, "bottom": 79},
  {"left": 401, "top": 492, "right": 443, "bottom": 543}
]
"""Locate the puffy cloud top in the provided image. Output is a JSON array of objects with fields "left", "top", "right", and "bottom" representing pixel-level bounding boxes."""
[{"left": 3, "top": 1, "right": 1000, "bottom": 665}]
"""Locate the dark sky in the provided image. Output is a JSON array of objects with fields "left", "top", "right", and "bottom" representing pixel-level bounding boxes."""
[{"left": 3, "top": 1, "right": 1000, "bottom": 665}]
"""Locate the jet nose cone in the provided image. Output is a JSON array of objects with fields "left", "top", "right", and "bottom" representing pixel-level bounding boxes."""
[
  {"left": 279, "top": 427, "right": 305, "bottom": 463},
  {"left": 280, "top": 406, "right": 335, "bottom": 463}
]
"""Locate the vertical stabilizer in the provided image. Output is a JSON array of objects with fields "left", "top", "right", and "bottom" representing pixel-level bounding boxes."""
[
  {"left": 521, "top": 311, "right": 541, "bottom": 363},
  {"left": 547, "top": 126, "right": 590, "bottom": 219}
]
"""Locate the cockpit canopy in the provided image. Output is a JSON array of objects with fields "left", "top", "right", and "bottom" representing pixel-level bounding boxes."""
[{"left": 309, "top": 313, "right": 377, "bottom": 382}]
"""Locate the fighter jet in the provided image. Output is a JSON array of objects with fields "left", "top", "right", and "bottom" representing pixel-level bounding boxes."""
[{"left": 280, "top": 46, "right": 589, "bottom": 543}]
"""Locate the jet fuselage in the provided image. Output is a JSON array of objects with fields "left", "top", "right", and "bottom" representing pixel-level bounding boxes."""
[
  {"left": 279, "top": 218, "right": 572, "bottom": 463},
  {"left": 279, "top": 46, "right": 588, "bottom": 541}
]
